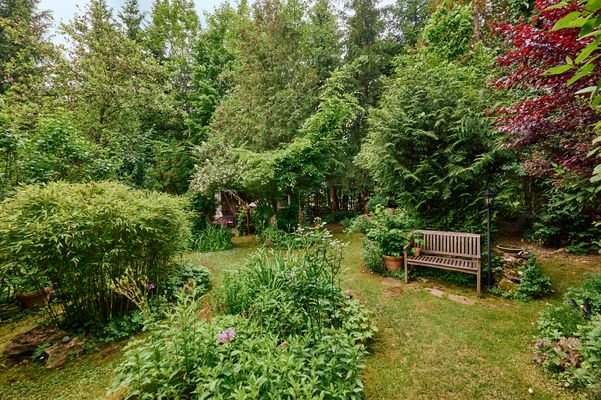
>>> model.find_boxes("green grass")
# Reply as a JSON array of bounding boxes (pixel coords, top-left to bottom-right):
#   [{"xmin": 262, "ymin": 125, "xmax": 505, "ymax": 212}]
[{"xmin": 0, "ymin": 232, "xmax": 598, "ymax": 399}]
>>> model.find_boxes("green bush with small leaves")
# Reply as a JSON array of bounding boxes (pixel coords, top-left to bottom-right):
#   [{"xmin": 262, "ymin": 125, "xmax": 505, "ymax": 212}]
[{"xmin": 0, "ymin": 181, "xmax": 191, "ymax": 329}]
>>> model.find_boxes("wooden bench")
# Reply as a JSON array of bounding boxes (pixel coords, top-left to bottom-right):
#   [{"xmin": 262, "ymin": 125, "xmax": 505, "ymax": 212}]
[{"xmin": 403, "ymin": 230, "xmax": 482, "ymax": 296}]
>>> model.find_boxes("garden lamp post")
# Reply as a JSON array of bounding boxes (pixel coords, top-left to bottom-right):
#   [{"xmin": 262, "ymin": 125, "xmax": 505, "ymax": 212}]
[{"xmin": 485, "ymin": 188, "xmax": 496, "ymax": 289}]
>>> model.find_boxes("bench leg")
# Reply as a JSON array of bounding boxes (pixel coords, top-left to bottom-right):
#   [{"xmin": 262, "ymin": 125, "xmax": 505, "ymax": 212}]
[
  {"xmin": 477, "ymin": 269, "xmax": 481, "ymax": 297},
  {"xmin": 404, "ymin": 258, "xmax": 408, "ymax": 284}
]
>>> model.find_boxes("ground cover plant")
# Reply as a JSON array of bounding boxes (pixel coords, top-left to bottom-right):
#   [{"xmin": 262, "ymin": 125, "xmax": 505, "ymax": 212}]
[
  {"xmin": 532, "ymin": 274, "xmax": 601, "ymax": 392},
  {"xmin": 114, "ymin": 227, "xmax": 376, "ymax": 399}
]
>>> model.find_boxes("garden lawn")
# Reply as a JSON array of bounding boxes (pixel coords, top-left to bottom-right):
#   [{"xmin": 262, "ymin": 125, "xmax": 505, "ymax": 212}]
[{"xmin": 0, "ymin": 232, "xmax": 598, "ymax": 400}]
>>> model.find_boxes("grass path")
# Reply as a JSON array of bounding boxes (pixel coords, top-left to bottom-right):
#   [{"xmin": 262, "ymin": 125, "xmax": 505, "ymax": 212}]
[{"xmin": 0, "ymin": 232, "xmax": 598, "ymax": 399}]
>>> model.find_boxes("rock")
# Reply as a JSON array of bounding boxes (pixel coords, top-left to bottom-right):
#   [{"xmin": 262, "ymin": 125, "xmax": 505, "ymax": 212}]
[
  {"xmin": 503, "ymin": 267, "xmax": 522, "ymax": 283},
  {"xmin": 45, "ymin": 337, "xmax": 85, "ymax": 369},
  {"xmin": 426, "ymin": 287, "xmax": 445, "ymax": 298},
  {"xmin": 498, "ymin": 278, "xmax": 518, "ymax": 292},
  {"xmin": 448, "ymin": 294, "xmax": 476, "ymax": 305},
  {"xmin": 383, "ymin": 286, "xmax": 403, "ymax": 298},
  {"xmin": 381, "ymin": 277, "xmax": 402, "ymax": 287},
  {"xmin": 417, "ymin": 277, "xmax": 429, "ymax": 283},
  {"xmin": 62, "ymin": 336, "xmax": 70, "ymax": 343},
  {"xmin": 3, "ymin": 326, "xmax": 67, "ymax": 363}
]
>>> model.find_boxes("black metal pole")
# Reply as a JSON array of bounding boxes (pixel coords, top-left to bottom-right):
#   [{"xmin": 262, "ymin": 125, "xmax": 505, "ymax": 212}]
[{"xmin": 487, "ymin": 201, "xmax": 492, "ymax": 289}]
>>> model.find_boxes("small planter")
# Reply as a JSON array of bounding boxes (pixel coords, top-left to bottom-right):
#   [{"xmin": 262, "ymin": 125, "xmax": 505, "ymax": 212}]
[
  {"xmin": 16, "ymin": 287, "xmax": 52, "ymax": 309},
  {"xmin": 414, "ymin": 247, "xmax": 422, "ymax": 257},
  {"xmin": 383, "ymin": 255, "xmax": 403, "ymax": 271}
]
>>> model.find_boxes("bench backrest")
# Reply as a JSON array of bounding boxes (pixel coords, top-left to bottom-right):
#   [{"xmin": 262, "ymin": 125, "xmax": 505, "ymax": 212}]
[{"xmin": 413, "ymin": 230, "xmax": 481, "ymax": 259}]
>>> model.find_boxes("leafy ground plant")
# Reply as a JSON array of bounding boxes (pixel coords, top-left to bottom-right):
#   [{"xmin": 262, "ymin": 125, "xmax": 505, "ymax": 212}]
[
  {"xmin": 190, "ymin": 224, "xmax": 233, "ymax": 252},
  {"xmin": 115, "ymin": 301, "xmax": 368, "ymax": 399},
  {"xmin": 114, "ymin": 225, "xmax": 376, "ymax": 399},
  {"xmin": 532, "ymin": 274, "xmax": 601, "ymax": 391}
]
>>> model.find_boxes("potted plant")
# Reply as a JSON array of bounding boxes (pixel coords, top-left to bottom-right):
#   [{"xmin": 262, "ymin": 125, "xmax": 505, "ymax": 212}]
[
  {"xmin": 368, "ymin": 228, "xmax": 408, "ymax": 271},
  {"xmin": 16, "ymin": 286, "xmax": 52, "ymax": 309},
  {"xmin": 10, "ymin": 273, "xmax": 52, "ymax": 309},
  {"xmin": 412, "ymin": 232, "xmax": 425, "ymax": 257}
]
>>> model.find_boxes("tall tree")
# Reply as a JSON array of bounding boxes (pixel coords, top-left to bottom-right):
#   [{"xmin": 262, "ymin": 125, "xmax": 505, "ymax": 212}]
[
  {"xmin": 494, "ymin": 0, "xmax": 599, "ymax": 178},
  {"xmin": 118, "ymin": 0, "xmax": 145, "ymax": 42},
  {"xmin": 358, "ymin": 51, "xmax": 504, "ymax": 231},
  {"xmin": 192, "ymin": 0, "xmax": 338, "ymax": 209},
  {"xmin": 188, "ymin": 2, "xmax": 248, "ymax": 141},
  {"xmin": 145, "ymin": 0, "xmax": 200, "ymax": 136},
  {"xmin": 57, "ymin": 0, "xmax": 171, "ymax": 146},
  {"xmin": 307, "ymin": 0, "xmax": 341, "ymax": 86},
  {"xmin": 386, "ymin": 0, "xmax": 430, "ymax": 48},
  {"xmin": 0, "ymin": 0, "xmax": 56, "ymax": 104}
]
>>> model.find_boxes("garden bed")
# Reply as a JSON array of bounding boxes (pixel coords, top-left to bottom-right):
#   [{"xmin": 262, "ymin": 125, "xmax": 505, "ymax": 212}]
[{"xmin": 0, "ymin": 233, "xmax": 599, "ymax": 400}]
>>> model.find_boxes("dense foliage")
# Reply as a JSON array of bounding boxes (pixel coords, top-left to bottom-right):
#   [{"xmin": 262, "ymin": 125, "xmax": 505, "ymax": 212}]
[
  {"xmin": 0, "ymin": 181, "xmax": 191, "ymax": 328},
  {"xmin": 115, "ymin": 226, "xmax": 376, "ymax": 399},
  {"xmin": 533, "ymin": 274, "xmax": 601, "ymax": 390},
  {"xmin": 495, "ymin": 0, "xmax": 601, "ymax": 245},
  {"xmin": 1, "ymin": 0, "xmax": 598, "ymax": 244},
  {"xmin": 190, "ymin": 224, "xmax": 233, "ymax": 252},
  {"xmin": 359, "ymin": 49, "xmax": 505, "ymax": 231}
]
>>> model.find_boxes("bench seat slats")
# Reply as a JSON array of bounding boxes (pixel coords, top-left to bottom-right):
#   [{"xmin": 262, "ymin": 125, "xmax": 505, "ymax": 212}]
[
  {"xmin": 404, "ymin": 229, "xmax": 482, "ymax": 296},
  {"xmin": 406, "ymin": 255, "xmax": 479, "ymax": 272}
]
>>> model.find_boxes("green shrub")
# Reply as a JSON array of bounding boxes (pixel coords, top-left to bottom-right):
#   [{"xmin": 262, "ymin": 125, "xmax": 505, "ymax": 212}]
[
  {"xmin": 533, "ymin": 274, "xmax": 601, "ymax": 389},
  {"xmin": 345, "ymin": 214, "xmax": 374, "ymax": 234},
  {"xmin": 513, "ymin": 257, "xmax": 552, "ymax": 301},
  {"xmin": 321, "ymin": 210, "xmax": 360, "ymax": 224},
  {"xmin": 537, "ymin": 304, "xmax": 586, "ymax": 339},
  {"xmin": 361, "ymin": 238, "xmax": 385, "ymax": 273},
  {"xmin": 578, "ymin": 316, "xmax": 601, "ymax": 386},
  {"xmin": 363, "ymin": 207, "xmax": 414, "ymax": 258},
  {"xmin": 190, "ymin": 224, "xmax": 233, "ymax": 252},
  {"xmin": 187, "ymin": 192, "xmax": 217, "ymax": 232},
  {"xmin": 257, "ymin": 226, "xmax": 298, "ymax": 249},
  {"xmin": 566, "ymin": 274, "xmax": 601, "ymax": 315},
  {"xmin": 366, "ymin": 193, "xmax": 388, "ymax": 212},
  {"xmin": 115, "ymin": 301, "xmax": 368, "ymax": 400},
  {"xmin": 217, "ymin": 226, "xmax": 376, "ymax": 339},
  {"xmin": 0, "ymin": 181, "xmax": 191, "ymax": 329},
  {"xmin": 495, "ymin": 256, "xmax": 552, "ymax": 301},
  {"xmin": 165, "ymin": 263, "xmax": 212, "ymax": 300}
]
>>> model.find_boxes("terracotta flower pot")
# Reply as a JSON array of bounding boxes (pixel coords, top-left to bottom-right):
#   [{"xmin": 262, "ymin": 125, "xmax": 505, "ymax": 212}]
[
  {"xmin": 16, "ymin": 287, "xmax": 52, "ymax": 309},
  {"xmin": 414, "ymin": 247, "xmax": 422, "ymax": 257},
  {"xmin": 383, "ymin": 255, "xmax": 403, "ymax": 271}
]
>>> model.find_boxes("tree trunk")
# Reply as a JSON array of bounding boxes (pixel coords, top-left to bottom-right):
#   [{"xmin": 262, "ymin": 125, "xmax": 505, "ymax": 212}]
[{"xmin": 330, "ymin": 186, "xmax": 338, "ymax": 212}]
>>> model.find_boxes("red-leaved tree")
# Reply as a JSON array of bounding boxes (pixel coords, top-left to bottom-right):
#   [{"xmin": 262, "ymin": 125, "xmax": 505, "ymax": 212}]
[{"xmin": 494, "ymin": 0, "xmax": 601, "ymax": 178}]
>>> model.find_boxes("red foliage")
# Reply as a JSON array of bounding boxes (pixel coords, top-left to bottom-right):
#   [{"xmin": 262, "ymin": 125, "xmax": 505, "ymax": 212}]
[{"xmin": 494, "ymin": 0, "xmax": 600, "ymax": 176}]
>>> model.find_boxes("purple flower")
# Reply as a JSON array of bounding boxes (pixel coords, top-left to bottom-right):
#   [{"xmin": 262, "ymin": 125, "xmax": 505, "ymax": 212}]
[
  {"xmin": 146, "ymin": 283, "xmax": 155, "ymax": 290},
  {"xmin": 217, "ymin": 328, "xmax": 236, "ymax": 344}
]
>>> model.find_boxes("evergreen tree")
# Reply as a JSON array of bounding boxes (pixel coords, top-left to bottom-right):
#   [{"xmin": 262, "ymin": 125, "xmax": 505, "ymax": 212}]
[{"xmin": 118, "ymin": 0, "xmax": 145, "ymax": 42}]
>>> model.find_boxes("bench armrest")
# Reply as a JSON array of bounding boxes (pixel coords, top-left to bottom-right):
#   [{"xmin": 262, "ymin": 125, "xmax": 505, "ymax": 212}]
[{"xmin": 403, "ymin": 239, "xmax": 414, "ymax": 258}]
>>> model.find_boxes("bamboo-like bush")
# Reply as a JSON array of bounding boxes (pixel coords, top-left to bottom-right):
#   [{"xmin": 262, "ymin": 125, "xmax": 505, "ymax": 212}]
[{"xmin": 0, "ymin": 181, "xmax": 191, "ymax": 329}]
